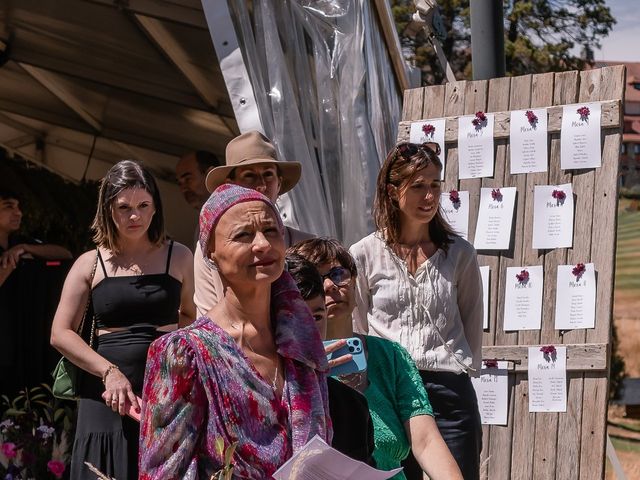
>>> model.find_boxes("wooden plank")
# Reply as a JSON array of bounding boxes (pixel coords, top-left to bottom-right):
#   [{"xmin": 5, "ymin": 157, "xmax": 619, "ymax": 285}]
[
  {"xmin": 481, "ymin": 343, "xmax": 608, "ymax": 372},
  {"xmin": 486, "ymin": 74, "xmax": 532, "ymax": 480},
  {"xmin": 553, "ymin": 67, "xmax": 602, "ymax": 480},
  {"xmin": 580, "ymin": 64, "xmax": 625, "ymax": 480},
  {"xmin": 442, "ymin": 81, "xmax": 467, "ymax": 191},
  {"xmin": 460, "ymin": 80, "xmax": 488, "ymax": 244},
  {"xmin": 479, "ymin": 75, "xmax": 511, "ymax": 345},
  {"xmin": 422, "ymin": 84, "xmax": 446, "ymax": 120},
  {"xmin": 401, "ymin": 87, "xmax": 425, "ymax": 123},
  {"xmin": 396, "ymin": 99, "xmax": 621, "ymax": 142},
  {"xmin": 511, "ymin": 372, "xmax": 536, "ymax": 480}
]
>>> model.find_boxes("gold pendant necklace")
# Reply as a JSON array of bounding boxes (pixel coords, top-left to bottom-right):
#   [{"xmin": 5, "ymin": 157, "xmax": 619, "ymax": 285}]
[{"xmin": 229, "ymin": 317, "xmax": 279, "ymax": 390}]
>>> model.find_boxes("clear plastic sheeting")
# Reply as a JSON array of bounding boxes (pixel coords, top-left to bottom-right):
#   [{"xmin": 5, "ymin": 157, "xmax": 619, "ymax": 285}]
[{"xmin": 227, "ymin": 0, "xmax": 402, "ymax": 244}]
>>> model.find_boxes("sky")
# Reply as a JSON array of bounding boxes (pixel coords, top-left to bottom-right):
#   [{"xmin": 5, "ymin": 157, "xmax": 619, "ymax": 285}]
[{"xmin": 595, "ymin": 0, "xmax": 640, "ymax": 63}]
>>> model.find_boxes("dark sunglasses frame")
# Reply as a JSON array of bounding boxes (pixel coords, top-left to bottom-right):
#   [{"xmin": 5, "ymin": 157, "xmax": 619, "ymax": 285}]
[
  {"xmin": 396, "ymin": 141, "xmax": 441, "ymax": 158},
  {"xmin": 320, "ymin": 266, "xmax": 352, "ymax": 287}
]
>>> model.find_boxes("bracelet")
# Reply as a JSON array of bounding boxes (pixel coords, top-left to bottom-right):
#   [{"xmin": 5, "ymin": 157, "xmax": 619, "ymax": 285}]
[{"xmin": 102, "ymin": 365, "xmax": 120, "ymax": 385}]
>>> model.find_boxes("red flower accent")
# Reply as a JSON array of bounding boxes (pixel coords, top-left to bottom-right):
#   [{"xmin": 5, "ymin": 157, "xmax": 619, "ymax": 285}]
[
  {"xmin": 577, "ymin": 106, "xmax": 590, "ymax": 120},
  {"xmin": 540, "ymin": 345, "xmax": 557, "ymax": 362},
  {"xmin": 449, "ymin": 189, "xmax": 461, "ymax": 205},
  {"xmin": 552, "ymin": 189, "xmax": 566, "ymax": 201},
  {"xmin": 572, "ymin": 263, "xmax": 586, "ymax": 279},
  {"xmin": 422, "ymin": 123, "xmax": 436, "ymax": 137},
  {"xmin": 484, "ymin": 359, "xmax": 499, "ymax": 369},
  {"xmin": 491, "ymin": 188, "xmax": 502, "ymax": 202},
  {"xmin": 525, "ymin": 110, "xmax": 538, "ymax": 126},
  {"xmin": 1, "ymin": 442, "xmax": 17, "ymax": 459},
  {"xmin": 516, "ymin": 269, "xmax": 529, "ymax": 284},
  {"xmin": 472, "ymin": 111, "xmax": 488, "ymax": 128},
  {"xmin": 47, "ymin": 460, "xmax": 66, "ymax": 479}
]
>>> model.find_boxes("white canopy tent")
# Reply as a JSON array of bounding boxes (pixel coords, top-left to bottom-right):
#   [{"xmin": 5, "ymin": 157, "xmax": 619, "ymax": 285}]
[{"xmin": 0, "ymin": 0, "xmax": 409, "ymax": 245}]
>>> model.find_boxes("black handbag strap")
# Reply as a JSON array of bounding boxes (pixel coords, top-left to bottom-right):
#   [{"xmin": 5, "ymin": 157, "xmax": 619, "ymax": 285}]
[{"xmin": 76, "ymin": 249, "xmax": 98, "ymax": 348}]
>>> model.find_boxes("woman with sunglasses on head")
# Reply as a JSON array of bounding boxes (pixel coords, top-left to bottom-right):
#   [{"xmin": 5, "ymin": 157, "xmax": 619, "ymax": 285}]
[
  {"xmin": 349, "ymin": 143, "xmax": 483, "ymax": 480},
  {"xmin": 290, "ymin": 238, "xmax": 462, "ymax": 480}
]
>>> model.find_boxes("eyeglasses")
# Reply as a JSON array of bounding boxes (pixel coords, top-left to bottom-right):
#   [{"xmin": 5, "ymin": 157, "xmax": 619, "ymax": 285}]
[
  {"xmin": 396, "ymin": 141, "xmax": 441, "ymax": 158},
  {"xmin": 320, "ymin": 266, "xmax": 352, "ymax": 287}
]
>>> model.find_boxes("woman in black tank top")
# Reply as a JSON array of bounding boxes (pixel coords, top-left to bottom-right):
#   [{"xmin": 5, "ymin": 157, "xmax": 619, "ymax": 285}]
[{"xmin": 50, "ymin": 161, "xmax": 195, "ymax": 480}]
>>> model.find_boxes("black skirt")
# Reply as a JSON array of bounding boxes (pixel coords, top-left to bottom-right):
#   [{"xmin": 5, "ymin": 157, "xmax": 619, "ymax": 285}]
[{"xmin": 70, "ymin": 327, "xmax": 161, "ymax": 480}]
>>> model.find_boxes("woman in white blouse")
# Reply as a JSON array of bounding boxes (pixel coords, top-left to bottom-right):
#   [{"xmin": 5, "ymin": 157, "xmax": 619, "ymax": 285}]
[{"xmin": 349, "ymin": 142, "xmax": 483, "ymax": 480}]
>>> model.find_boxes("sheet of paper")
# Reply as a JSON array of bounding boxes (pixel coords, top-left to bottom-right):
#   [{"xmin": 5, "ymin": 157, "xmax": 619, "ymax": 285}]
[
  {"xmin": 458, "ymin": 113, "xmax": 495, "ymax": 179},
  {"xmin": 410, "ymin": 118, "xmax": 446, "ymax": 180},
  {"xmin": 560, "ymin": 102, "xmax": 602, "ymax": 169},
  {"xmin": 440, "ymin": 190, "xmax": 470, "ymax": 240},
  {"xmin": 480, "ymin": 266, "xmax": 490, "ymax": 330},
  {"xmin": 473, "ymin": 187, "xmax": 517, "ymax": 250},
  {"xmin": 532, "ymin": 183, "xmax": 574, "ymax": 249},
  {"xmin": 528, "ymin": 346, "xmax": 567, "ymax": 413},
  {"xmin": 510, "ymin": 108, "xmax": 548, "ymax": 174},
  {"xmin": 471, "ymin": 361, "xmax": 509, "ymax": 425},
  {"xmin": 503, "ymin": 265, "xmax": 544, "ymax": 331},
  {"xmin": 273, "ymin": 435, "xmax": 402, "ymax": 480},
  {"xmin": 554, "ymin": 263, "xmax": 596, "ymax": 330}
]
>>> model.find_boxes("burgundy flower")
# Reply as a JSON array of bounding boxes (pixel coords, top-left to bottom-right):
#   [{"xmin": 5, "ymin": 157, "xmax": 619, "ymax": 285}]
[
  {"xmin": 552, "ymin": 189, "xmax": 566, "ymax": 203},
  {"xmin": 525, "ymin": 110, "xmax": 538, "ymax": 126},
  {"xmin": 577, "ymin": 106, "xmax": 590, "ymax": 121},
  {"xmin": 422, "ymin": 123, "xmax": 436, "ymax": 137},
  {"xmin": 449, "ymin": 189, "xmax": 461, "ymax": 208},
  {"xmin": 1, "ymin": 442, "xmax": 18, "ymax": 459},
  {"xmin": 472, "ymin": 111, "xmax": 488, "ymax": 129},
  {"xmin": 540, "ymin": 345, "xmax": 557, "ymax": 362},
  {"xmin": 484, "ymin": 359, "xmax": 499, "ymax": 369},
  {"xmin": 47, "ymin": 460, "xmax": 66, "ymax": 479},
  {"xmin": 491, "ymin": 188, "xmax": 502, "ymax": 202},
  {"xmin": 572, "ymin": 263, "xmax": 586, "ymax": 279},
  {"xmin": 516, "ymin": 269, "xmax": 529, "ymax": 284}
]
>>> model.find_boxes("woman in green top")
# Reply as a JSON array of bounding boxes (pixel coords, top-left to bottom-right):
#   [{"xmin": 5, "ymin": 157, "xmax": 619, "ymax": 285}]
[{"xmin": 289, "ymin": 238, "xmax": 461, "ymax": 480}]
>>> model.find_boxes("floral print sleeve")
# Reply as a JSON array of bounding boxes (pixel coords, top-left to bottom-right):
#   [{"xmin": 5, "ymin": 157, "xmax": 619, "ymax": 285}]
[{"xmin": 139, "ymin": 333, "xmax": 207, "ymax": 480}]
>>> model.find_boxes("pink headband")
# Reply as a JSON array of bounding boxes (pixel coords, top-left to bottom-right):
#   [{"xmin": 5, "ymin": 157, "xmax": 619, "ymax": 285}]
[{"xmin": 199, "ymin": 183, "xmax": 283, "ymax": 259}]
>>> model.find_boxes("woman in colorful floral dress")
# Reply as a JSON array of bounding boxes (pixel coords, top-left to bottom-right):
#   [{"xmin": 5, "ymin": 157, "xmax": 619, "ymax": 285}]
[{"xmin": 138, "ymin": 184, "xmax": 331, "ymax": 479}]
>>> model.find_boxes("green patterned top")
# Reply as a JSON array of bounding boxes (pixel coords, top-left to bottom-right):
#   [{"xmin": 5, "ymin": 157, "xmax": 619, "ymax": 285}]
[{"xmin": 364, "ymin": 336, "xmax": 433, "ymax": 479}]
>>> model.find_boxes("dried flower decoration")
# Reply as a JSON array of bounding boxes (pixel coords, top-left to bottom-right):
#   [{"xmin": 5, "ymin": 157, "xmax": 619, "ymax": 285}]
[
  {"xmin": 552, "ymin": 189, "xmax": 566, "ymax": 205},
  {"xmin": 577, "ymin": 106, "xmax": 590, "ymax": 121},
  {"xmin": 572, "ymin": 262, "xmax": 586, "ymax": 280},
  {"xmin": 449, "ymin": 189, "xmax": 461, "ymax": 209},
  {"xmin": 472, "ymin": 111, "xmax": 488, "ymax": 129},
  {"xmin": 491, "ymin": 188, "xmax": 503, "ymax": 202},
  {"xmin": 525, "ymin": 110, "xmax": 538, "ymax": 126},
  {"xmin": 484, "ymin": 359, "xmax": 499, "ymax": 369},
  {"xmin": 516, "ymin": 269, "xmax": 529, "ymax": 284},
  {"xmin": 540, "ymin": 345, "xmax": 557, "ymax": 362},
  {"xmin": 422, "ymin": 123, "xmax": 436, "ymax": 138}
]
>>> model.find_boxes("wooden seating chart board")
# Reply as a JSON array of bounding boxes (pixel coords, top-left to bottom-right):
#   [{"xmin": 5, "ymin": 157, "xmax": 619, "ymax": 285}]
[{"xmin": 397, "ymin": 65, "xmax": 624, "ymax": 480}]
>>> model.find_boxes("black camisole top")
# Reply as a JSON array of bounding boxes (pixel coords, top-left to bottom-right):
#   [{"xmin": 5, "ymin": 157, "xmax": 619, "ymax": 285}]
[{"xmin": 92, "ymin": 241, "xmax": 182, "ymax": 329}]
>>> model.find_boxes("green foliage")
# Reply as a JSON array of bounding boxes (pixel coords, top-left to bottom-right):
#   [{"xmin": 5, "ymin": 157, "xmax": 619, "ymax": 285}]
[
  {"xmin": 391, "ymin": 0, "xmax": 615, "ymax": 84},
  {"xmin": 0, "ymin": 149, "xmax": 99, "ymax": 255}
]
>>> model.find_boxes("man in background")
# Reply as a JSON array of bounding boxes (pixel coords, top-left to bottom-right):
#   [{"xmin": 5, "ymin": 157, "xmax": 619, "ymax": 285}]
[
  {"xmin": 0, "ymin": 189, "xmax": 72, "ymax": 287},
  {"xmin": 175, "ymin": 151, "xmax": 221, "ymax": 211}
]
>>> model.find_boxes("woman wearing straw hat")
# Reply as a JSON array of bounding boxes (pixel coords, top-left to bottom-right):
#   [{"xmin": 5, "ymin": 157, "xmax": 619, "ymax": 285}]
[{"xmin": 192, "ymin": 131, "xmax": 313, "ymax": 318}]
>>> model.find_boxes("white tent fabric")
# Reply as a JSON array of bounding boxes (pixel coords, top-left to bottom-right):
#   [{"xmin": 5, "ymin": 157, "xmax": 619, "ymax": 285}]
[{"xmin": 228, "ymin": 0, "xmax": 402, "ymax": 244}]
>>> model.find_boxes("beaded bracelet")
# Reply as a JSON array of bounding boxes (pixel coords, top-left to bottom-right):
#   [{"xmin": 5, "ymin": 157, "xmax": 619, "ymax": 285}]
[{"xmin": 102, "ymin": 365, "xmax": 120, "ymax": 385}]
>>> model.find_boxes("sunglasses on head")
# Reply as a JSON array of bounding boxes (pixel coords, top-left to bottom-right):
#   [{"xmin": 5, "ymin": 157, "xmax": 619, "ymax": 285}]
[
  {"xmin": 320, "ymin": 266, "xmax": 352, "ymax": 287},
  {"xmin": 396, "ymin": 141, "xmax": 441, "ymax": 158}
]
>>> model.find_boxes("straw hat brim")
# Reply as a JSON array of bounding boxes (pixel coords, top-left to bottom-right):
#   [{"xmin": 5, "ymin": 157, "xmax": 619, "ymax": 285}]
[{"xmin": 205, "ymin": 158, "xmax": 302, "ymax": 194}]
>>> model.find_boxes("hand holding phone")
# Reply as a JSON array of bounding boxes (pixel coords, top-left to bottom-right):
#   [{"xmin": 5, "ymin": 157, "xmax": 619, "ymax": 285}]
[{"xmin": 323, "ymin": 337, "xmax": 367, "ymax": 376}]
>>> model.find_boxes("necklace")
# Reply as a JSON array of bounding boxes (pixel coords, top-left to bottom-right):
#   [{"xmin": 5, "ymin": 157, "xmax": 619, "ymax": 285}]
[{"xmin": 229, "ymin": 315, "xmax": 280, "ymax": 391}]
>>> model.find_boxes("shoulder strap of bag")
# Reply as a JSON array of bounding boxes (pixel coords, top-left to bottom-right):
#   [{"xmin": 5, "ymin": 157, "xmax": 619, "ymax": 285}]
[{"xmin": 76, "ymin": 249, "xmax": 98, "ymax": 349}]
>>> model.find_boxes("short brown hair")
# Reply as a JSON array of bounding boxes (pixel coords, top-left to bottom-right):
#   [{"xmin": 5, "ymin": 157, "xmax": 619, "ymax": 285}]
[
  {"xmin": 374, "ymin": 143, "xmax": 455, "ymax": 251},
  {"xmin": 288, "ymin": 238, "xmax": 357, "ymax": 277},
  {"xmin": 92, "ymin": 160, "xmax": 165, "ymax": 252}
]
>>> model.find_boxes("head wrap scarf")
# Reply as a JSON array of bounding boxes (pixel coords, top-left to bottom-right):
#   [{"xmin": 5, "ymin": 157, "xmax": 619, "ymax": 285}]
[{"xmin": 199, "ymin": 183, "xmax": 283, "ymax": 266}]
